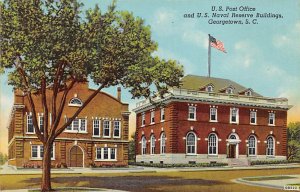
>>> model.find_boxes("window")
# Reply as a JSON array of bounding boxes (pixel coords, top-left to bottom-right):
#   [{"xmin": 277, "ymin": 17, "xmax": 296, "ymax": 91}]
[
  {"xmin": 95, "ymin": 147, "xmax": 117, "ymax": 160},
  {"xmin": 93, "ymin": 119, "xmax": 100, "ymax": 137},
  {"xmin": 65, "ymin": 118, "xmax": 87, "ymax": 133},
  {"xmin": 250, "ymin": 111, "xmax": 257, "ymax": 124},
  {"xmin": 226, "ymin": 87, "xmax": 233, "ymax": 94},
  {"xmin": 206, "ymin": 85, "xmax": 213, "ymax": 92},
  {"xmin": 245, "ymin": 90, "xmax": 252, "ymax": 96},
  {"xmin": 266, "ymin": 136, "xmax": 275, "ymax": 156},
  {"xmin": 269, "ymin": 112, "xmax": 275, "ymax": 125},
  {"xmin": 113, "ymin": 121, "xmax": 121, "ymax": 138},
  {"xmin": 69, "ymin": 98, "xmax": 83, "ymax": 107},
  {"xmin": 150, "ymin": 135, "xmax": 155, "ymax": 154},
  {"xmin": 103, "ymin": 120, "xmax": 110, "ymax": 137},
  {"xmin": 210, "ymin": 107, "xmax": 217, "ymax": 122},
  {"xmin": 230, "ymin": 108, "xmax": 239, "ymax": 123},
  {"xmin": 150, "ymin": 111, "xmax": 155, "ymax": 124},
  {"xmin": 160, "ymin": 133, "xmax": 166, "ymax": 154},
  {"xmin": 160, "ymin": 108, "xmax": 165, "ymax": 121},
  {"xmin": 248, "ymin": 135, "xmax": 256, "ymax": 156},
  {"xmin": 141, "ymin": 113, "xmax": 145, "ymax": 126},
  {"xmin": 39, "ymin": 115, "xmax": 44, "ymax": 133},
  {"xmin": 229, "ymin": 134, "xmax": 237, "ymax": 140},
  {"xmin": 186, "ymin": 132, "xmax": 196, "ymax": 154},
  {"xmin": 141, "ymin": 136, "xmax": 146, "ymax": 155},
  {"xmin": 27, "ymin": 113, "xmax": 34, "ymax": 133},
  {"xmin": 31, "ymin": 145, "xmax": 54, "ymax": 159},
  {"xmin": 188, "ymin": 106, "xmax": 196, "ymax": 120},
  {"xmin": 208, "ymin": 133, "xmax": 218, "ymax": 155}
]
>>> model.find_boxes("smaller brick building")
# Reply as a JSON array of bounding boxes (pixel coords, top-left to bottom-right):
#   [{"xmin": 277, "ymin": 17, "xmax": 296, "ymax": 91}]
[
  {"xmin": 8, "ymin": 81, "xmax": 130, "ymax": 168},
  {"xmin": 134, "ymin": 75, "xmax": 292, "ymax": 165}
]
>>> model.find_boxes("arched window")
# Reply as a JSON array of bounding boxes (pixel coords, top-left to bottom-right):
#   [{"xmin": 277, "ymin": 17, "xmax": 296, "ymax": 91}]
[
  {"xmin": 141, "ymin": 136, "xmax": 146, "ymax": 155},
  {"xmin": 248, "ymin": 135, "xmax": 257, "ymax": 156},
  {"xmin": 207, "ymin": 85, "xmax": 213, "ymax": 92},
  {"xmin": 245, "ymin": 90, "xmax": 252, "ymax": 96},
  {"xmin": 267, "ymin": 136, "xmax": 275, "ymax": 156},
  {"xmin": 150, "ymin": 135, "xmax": 155, "ymax": 154},
  {"xmin": 186, "ymin": 132, "xmax": 196, "ymax": 154},
  {"xmin": 226, "ymin": 87, "xmax": 233, "ymax": 94},
  {"xmin": 208, "ymin": 133, "xmax": 218, "ymax": 155},
  {"xmin": 229, "ymin": 134, "xmax": 236, "ymax": 139},
  {"xmin": 160, "ymin": 133, "xmax": 166, "ymax": 154},
  {"xmin": 69, "ymin": 98, "xmax": 83, "ymax": 107}
]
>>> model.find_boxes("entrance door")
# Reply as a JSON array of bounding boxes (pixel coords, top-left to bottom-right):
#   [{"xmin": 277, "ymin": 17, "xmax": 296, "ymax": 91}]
[
  {"xmin": 228, "ymin": 144, "xmax": 236, "ymax": 158},
  {"xmin": 70, "ymin": 146, "xmax": 83, "ymax": 167}
]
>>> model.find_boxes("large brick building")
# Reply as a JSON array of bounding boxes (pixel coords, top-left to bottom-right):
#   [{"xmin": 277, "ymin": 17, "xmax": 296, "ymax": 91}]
[
  {"xmin": 8, "ymin": 81, "xmax": 130, "ymax": 168},
  {"xmin": 134, "ymin": 75, "xmax": 292, "ymax": 165}
]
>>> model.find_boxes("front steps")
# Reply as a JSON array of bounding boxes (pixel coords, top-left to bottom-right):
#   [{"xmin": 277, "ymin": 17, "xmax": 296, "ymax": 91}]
[{"xmin": 228, "ymin": 158, "xmax": 250, "ymax": 167}]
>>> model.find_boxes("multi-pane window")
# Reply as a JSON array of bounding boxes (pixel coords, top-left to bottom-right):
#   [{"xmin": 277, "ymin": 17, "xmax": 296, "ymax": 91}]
[
  {"xmin": 245, "ymin": 90, "xmax": 252, "ymax": 96},
  {"xmin": 103, "ymin": 120, "xmax": 110, "ymax": 137},
  {"xmin": 186, "ymin": 133, "xmax": 196, "ymax": 154},
  {"xmin": 141, "ymin": 136, "xmax": 146, "ymax": 155},
  {"xmin": 150, "ymin": 111, "xmax": 155, "ymax": 124},
  {"xmin": 31, "ymin": 145, "xmax": 54, "ymax": 159},
  {"xmin": 150, "ymin": 135, "xmax": 155, "ymax": 154},
  {"xmin": 188, "ymin": 106, "xmax": 196, "ymax": 120},
  {"xmin": 269, "ymin": 113, "xmax": 275, "ymax": 125},
  {"xmin": 160, "ymin": 133, "xmax": 166, "ymax": 154},
  {"xmin": 207, "ymin": 85, "xmax": 213, "ymax": 92},
  {"xmin": 248, "ymin": 136, "xmax": 256, "ymax": 156},
  {"xmin": 226, "ymin": 87, "xmax": 233, "ymax": 94},
  {"xmin": 141, "ymin": 113, "xmax": 145, "ymax": 126},
  {"xmin": 65, "ymin": 118, "xmax": 87, "ymax": 132},
  {"xmin": 230, "ymin": 108, "xmax": 239, "ymax": 123},
  {"xmin": 39, "ymin": 115, "xmax": 44, "ymax": 133},
  {"xmin": 69, "ymin": 98, "xmax": 83, "ymax": 106},
  {"xmin": 267, "ymin": 136, "xmax": 275, "ymax": 156},
  {"xmin": 113, "ymin": 121, "xmax": 121, "ymax": 138},
  {"xmin": 210, "ymin": 107, "xmax": 217, "ymax": 121},
  {"xmin": 208, "ymin": 134, "xmax": 217, "ymax": 155},
  {"xmin": 250, "ymin": 111, "xmax": 257, "ymax": 124},
  {"xmin": 27, "ymin": 113, "xmax": 34, "ymax": 133},
  {"xmin": 96, "ymin": 147, "xmax": 117, "ymax": 160},
  {"xmin": 93, "ymin": 119, "xmax": 100, "ymax": 137},
  {"xmin": 160, "ymin": 108, "xmax": 165, "ymax": 121}
]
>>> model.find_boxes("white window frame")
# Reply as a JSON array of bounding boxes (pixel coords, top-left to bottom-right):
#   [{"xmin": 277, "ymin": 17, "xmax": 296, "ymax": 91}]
[
  {"xmin": 248, "ymin": 135, "xmax": 257, "ymax": 156},
  {"xmin": 93, "ymin": 119, "xmax": 101, "ymax": 137},
  {"xmin": 230, "ymin": 108, "xmax": 239, "ymax": 124},
  {"xmin": 226, "ymin": 87, "xmax": 233, "ymax": 94},
  {"xmin": 141, "ymin": 113, "xmax": 145, "ymax": 127},
  {"xmin": 68, "ymin": 98, "xmax": 83, "ymax": 107},
  {"xmin": 206, "ymin": 85, "xmax": 213, "ymax": 92},
  {"xmin": 245, "ymin": 90, "xmax": 252, "ymax": 96},
  {"xmin": 208, "ymin": 133, "xmax": 218, "ymax": 155},
  {"xmin": 64, "ymin": 118, "xmax": 87, "ymax": 133},
  {"xmin": 150, "ymin": 135, "xmax": 155, "ymax": 155},
  {"xmin": 141, "ymin": 136, "xmax": 146, "ymax": 155},
  {"xmin": 113, "ymin": 121, "xmax": 121, "ymax": 138},
  {"xmin": 95, "ymin": 147, "xmax": 117, "ymax": 161},
  {"xmin": 31, "ymin": 144, "xmax": 55, "ymax": 160},
  {"xmin": 266, "ymin": 136, "xmax": 275, "ymax": 156},
  {"xmin": 38, "ymin": 114, "xmax": 44, "ymax": 133},
  {"xmin": 160, "ymin": 108, "xmax": 165, "ymax": 122},
  {"xmin": 103, "ymin": 120, "xmax": 111, "ymax": 138},
  {"xmin": 210, "ymin": 107, "xmax": 218, "ymax": 122},
  {"xmin": 268, "ymin": 112, "xmax": 275, "ymax": 126},
  {"xmin": 150, "ymin": 111, "xmax": 155, "ymax": 124},
  {"xmin": 188, "ymin": 106, "xmax": 196, "ymax": 121},
  {"xmin": 160, "ymin": 133, "xmax": 166, "ymax": 154},
  {"xmin": 250, "ymin": 111, "xmax": 257, "ymax": 125},
  {"xmin": 186, "ymin": 132, "xmax": 196, "ymax": 155},
  {"xmin": 27, "ymin": 112, "xmax": 35, "ymax": 134}
]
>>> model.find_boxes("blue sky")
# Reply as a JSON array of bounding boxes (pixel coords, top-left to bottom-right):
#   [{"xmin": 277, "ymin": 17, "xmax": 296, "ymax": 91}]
[{"xmin": 1, "ymin": 0, "xmax": 300, "ymax": 153}]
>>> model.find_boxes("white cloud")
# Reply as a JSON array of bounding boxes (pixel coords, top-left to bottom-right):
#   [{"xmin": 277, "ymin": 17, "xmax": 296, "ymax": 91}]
[
  {"xmin": 182, "ymin": 29, "xmax": 207, "ymax": 48},
  {"xmin": 151, "ymin": 8, "xmax": 177, "ymax": 34},
  {"xmin": 273, "ymin": 21, "xmax": 300, "ymax": 51}
]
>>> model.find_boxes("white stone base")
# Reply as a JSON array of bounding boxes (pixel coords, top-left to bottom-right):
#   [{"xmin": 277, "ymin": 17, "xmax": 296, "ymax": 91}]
[{"xmin": 136, "ymin": 154, "xmax": 287, "ymax": 164}]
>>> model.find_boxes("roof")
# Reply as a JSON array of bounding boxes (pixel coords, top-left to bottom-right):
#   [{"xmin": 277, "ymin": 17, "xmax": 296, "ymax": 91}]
[{"xmin": 179, "ymin": 75, "xmax": 262, "ymax": 97}]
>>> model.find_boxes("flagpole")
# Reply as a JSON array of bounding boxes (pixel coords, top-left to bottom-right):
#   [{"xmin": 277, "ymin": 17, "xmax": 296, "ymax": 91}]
[{"xmin": 208, "ymin": 34, "xmax": 211, "ymax": 78}]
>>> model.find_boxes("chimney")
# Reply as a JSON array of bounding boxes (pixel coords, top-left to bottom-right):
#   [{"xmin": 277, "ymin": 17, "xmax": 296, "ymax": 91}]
[{"xmin": 117, "ymin": 87, "xmax": 121, "ymax": 101}]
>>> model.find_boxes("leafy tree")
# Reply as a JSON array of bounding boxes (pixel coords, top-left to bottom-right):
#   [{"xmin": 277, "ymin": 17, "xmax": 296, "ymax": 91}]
[
  {"xmin": 128, "ymin": 131, "xmax": 136, "ymax": 163},
  {"xmin": 0, "ymin": 0, "xmax": 183, "ymax": 191},
  {"xmin": 287, "ymin": 122, "xmax": 300, "ymax": 160},
  {"xmin": 0, "ymin": 152, "xmax": 8, "ymax": 165}
]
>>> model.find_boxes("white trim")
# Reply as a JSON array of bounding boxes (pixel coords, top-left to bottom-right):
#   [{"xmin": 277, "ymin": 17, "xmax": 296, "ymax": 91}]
[
  {"xmin": 268, "ymin": 112, "xmax": 276, "ymax": 126},
  {"xmin": 230, "ymin": 107, "xmax": 239, "ymax": 124},
  {"xmin": 209, "ymin": 107, "xmax": 218, "ymax": 122},
  {"xmin": 186, "ymin": 132, "xmax": 197, "ymax": 155},
  {"xmin": 250, "ymin": 111, "xmax": 257, "ymax": 125},
  {"xmin": 103, "ymin": 120, "xmax": 111, "ymax": 138},
  {"xmin": 113, "ymin": 121, "xmax": 121, "ymax": 138},
  {"xmin": 208, "ymin": 133, "xmax": 218, "ymax": 155},
  {"xmin": 141, "ymin": 136, "xmax": 147, "ymax": 155},
  {"xmin": 93, "ymin": 119, "xmax": 101, "ymax": 137},
  {"xmin": 68, "ymin": 98, "xmax": 83, "ymax": 107},
  {"xmin": 266, "ymin": 136, "xmax": 275, "ymax": 156},
  {"xmin": 160, "ymin": 132, "xmax": 166, "ymax": 154},
  {"xmin": 188, "ymin": 106, "xmax": 196, "ymax": 121},
  {"xmin": 95, "ymin": 147, "xmax": 117, "ymax": 161},
  {"xmin": 150, "ymin": 111, "xmax": 155, "ymax": 124},
  {"xmin": 150, "ymin": 134, "xmax": 156, "ymax": 155},
  {"xmin": 160, "ymin": 108, "xmax": 165, "ymax": 122},
  {"xmin": 248, "ymin": 135, "xmax": 257, "ymax": 156},
  {"xmin": 141, "ymin": 113, "xmax": 146, "ymax": 127}
]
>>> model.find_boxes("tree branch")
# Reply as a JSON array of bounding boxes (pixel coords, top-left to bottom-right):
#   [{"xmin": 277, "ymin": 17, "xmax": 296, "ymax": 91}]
[{"xmin": 41, "ymin": 77, "xmax": 49, "ymax": 142}]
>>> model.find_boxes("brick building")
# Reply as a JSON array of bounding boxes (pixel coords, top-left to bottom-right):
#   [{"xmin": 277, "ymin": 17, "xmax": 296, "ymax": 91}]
[
  {"xmin": 8, "ymin": 81, "xmax": 130, "ymax": 168},
  {"xmin": 134, "ymin": 75, "xmax": 292, "ymax": 165}
]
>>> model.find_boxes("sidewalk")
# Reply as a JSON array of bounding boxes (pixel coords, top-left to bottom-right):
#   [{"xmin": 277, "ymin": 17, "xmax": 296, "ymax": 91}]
[{"xmin": 1, "ymin": 163, "xmax": 300, "ymax": 175}]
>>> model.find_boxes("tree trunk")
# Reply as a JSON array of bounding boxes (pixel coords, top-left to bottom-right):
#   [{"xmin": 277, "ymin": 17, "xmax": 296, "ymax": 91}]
[{"xmin": 41, "ymin": 143, "xmax": 53, "ymax": 191}]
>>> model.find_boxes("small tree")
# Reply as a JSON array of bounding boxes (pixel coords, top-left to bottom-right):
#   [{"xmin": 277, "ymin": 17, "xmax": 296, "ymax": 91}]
[
  {"xmin": 128, "ymin": 131, "xmax": 136, "ymax": 163},
  {"xmin": 287, "ymin": 122, "xmax": 300, "ymax": 160},
  {"xmin": 0, "ymin": 152, "xmax": 8, "ymax": 165},
  {"xmin": 0, "ymin": 0, "xmax": 184, "ymax": 191}
]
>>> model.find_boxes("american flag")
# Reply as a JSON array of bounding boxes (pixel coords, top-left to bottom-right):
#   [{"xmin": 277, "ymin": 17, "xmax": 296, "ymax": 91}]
[{"xmin": 210, "ymin": 35, "xmax": 227, "ymax": 53}]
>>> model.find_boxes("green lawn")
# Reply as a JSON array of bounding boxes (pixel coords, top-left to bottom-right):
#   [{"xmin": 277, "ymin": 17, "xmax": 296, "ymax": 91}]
[{"xmin": 1, "ymin": 168, "xmax": 300, "ymax": 192}]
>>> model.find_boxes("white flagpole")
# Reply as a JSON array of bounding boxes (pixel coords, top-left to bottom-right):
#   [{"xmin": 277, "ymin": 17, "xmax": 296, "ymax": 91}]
[{"xmin": 208, "ymin": 34, "xmax": 211, "ymax": 78}]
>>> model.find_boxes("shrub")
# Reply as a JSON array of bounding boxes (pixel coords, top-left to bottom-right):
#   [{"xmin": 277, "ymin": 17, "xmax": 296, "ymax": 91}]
[
  {"xmin": 250, "ymin": 159, "xmax": 300, "ymax": 165},
  {"xmin": 132, "ymin": 162, "xmax": 228, "ymax": 168}
]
